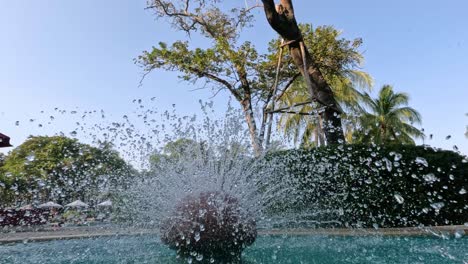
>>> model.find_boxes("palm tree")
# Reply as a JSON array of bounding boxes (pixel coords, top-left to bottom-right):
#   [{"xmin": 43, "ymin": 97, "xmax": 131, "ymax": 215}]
[
  {"xmin": 276, "ymin": 25, "xmax": 373, "ymax": 146},
  {"xmin": 353, "ymin": 85, "xmax": 425, "ymax": 144}
]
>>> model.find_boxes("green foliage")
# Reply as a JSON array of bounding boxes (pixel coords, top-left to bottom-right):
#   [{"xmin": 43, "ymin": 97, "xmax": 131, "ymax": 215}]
[
  {"xmin": 0, "ymin": 136, "xmax": 134, "ymax": 206},
  {"xmin": 353, "ymin": 85, "xmax": 425, "ymax": 144},
  {"xmin": 138, "ymin": 1, "xmax": 276, "ymax": 101},
  {"xmin": 149, "ymin": 138, "xmax": 206, "ymax": 171},
  {"xmin": 276, "ymin": 25, "xmax": 373, "ymax": 145},
  {"xmin": 146, "ymin": 0, "xmax": 255, "ymax": 40},
  {"xmin": 0, "ymin": 153, "xmax": 5, "ymax": 167},
  {"xmin": 264, "ymin": 144, "xmax": 467, "ymax": 227}
]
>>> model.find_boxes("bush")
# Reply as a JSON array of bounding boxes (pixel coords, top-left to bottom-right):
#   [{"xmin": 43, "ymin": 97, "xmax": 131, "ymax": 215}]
[
  {"xmin": 263, "ymin": 144, "xmax": 467, "ymax": 228},
  {"xmin": 0, "ymin": 208, "xmax": 49, "ymax": 227}
]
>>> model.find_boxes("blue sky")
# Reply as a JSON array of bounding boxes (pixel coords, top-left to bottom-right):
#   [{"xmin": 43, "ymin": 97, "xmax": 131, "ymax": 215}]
[{"xmin": 1, "ymin": 0, "xmax": 467, "ymax": 156}]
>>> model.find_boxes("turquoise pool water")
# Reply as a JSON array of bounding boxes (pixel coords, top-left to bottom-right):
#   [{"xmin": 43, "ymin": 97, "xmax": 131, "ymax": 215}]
[{"xmin": 1, "ymin": 235, "xmax": 466, "ymax": 263}]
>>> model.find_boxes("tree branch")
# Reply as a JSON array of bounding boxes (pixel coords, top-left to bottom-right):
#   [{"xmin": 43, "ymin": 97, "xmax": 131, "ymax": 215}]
[
  {"xmin": 261, "ymin": 0, "xmax": 280, "ymax": 29},
  {"xmin": 187, "ymin": 66, "xmax": 242, "ymax": 101},
  {"xmin": 267, "ymin": 100, "xmax": 323, "ymax": 114},
  {"xmin": 272, "ymin": 110, "xmax": 319, "ymax": 116},
  {"xmin": 275, "ymin": 73, "xmax": 300, "ymax": 102}
]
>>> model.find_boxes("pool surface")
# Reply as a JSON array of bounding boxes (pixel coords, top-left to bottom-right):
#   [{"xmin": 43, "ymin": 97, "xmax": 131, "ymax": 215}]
[{"xmin": 1, "ymin": 234, "xmax": 467, "ymax": 263}]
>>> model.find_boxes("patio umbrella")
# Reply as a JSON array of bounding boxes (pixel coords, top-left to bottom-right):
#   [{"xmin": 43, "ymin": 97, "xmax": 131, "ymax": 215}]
[
  {"xmin": 19, "ymin": 204, "xmax": 35, "ymax": 210},
  {"xmin": 65, "ymin": 200, "xmax": 89, "ymax": 208},
  {"xmin": 0, "ymin": 133, "xmax": 12, "ymax": 148},
  {"xmin": 97, "ymin": 200, "xmax": 112, "ymax": 207},
  {"xmin": 38, "ymin": 201, "xmax": 63, "ymax": 209}
]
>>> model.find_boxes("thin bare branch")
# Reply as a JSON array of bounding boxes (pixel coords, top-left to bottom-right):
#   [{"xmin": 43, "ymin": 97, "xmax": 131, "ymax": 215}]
[
  {"xmin": 275, "ymin": 73, "xmax": 300, "ymax": 102},
  {"xmin": 267, "ymin": 100, "xmax": 313, "ymax": 113},
  {"xmin": 187, "ymin": 66, "xmax": 242, "ymax": 101}
]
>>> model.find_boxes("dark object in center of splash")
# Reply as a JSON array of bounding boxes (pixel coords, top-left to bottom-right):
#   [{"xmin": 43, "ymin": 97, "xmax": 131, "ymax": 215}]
[{"xmin": 160, "ymin": 191, "xmax": 257, "ymax": 262}]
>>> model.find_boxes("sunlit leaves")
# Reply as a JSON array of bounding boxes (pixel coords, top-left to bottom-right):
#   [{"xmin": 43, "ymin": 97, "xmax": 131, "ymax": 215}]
[
  {"xmin": 354, "ymin": 85, "xmax": 425, "ymax": 145},
  {"xmin": 0, "ymin": 136, "xmax": 134, "ymax": 206}
]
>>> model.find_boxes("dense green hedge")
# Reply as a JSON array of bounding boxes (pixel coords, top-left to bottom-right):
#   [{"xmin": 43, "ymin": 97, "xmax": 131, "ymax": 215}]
[{"xmin": 263, "ymin": 144, "xmax": 467, "ymax": 228}]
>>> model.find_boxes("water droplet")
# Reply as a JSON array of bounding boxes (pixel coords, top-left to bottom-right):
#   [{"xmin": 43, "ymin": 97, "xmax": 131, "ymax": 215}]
[
  {"xmin": 430, "ymin": 202, "xmax": 445, "ymax": 211},
  {"xmin": 423, "ymin": 173, "xmax": 437, "ymax": 183},
  {"xmin": 445, "ymin": 135, "xmax": 451, "ymax": 140},
  {"xmin": 459, "ymin": 188, "xmax": 467, "ymax": 195},
  {"xmin": 415, "ymin": 157, "xmax": 428, "ymax": 167},
  {"xmin": 394, "ymin": 194, "xmax": 405, "ymax": 204},
  {"xmin": 194, "ymin": 232, "xmax": 200, "ymax": 242},
  {"xmin": 394, "ymin": 153, "xmax": 402, "ymax": 161},
  {"xmin": 454, "ymin": 230, "xmax": 464, "ymax": 239},
  {"xmin": 26, "ymin": 154, "xmax": 35, "ymax": 162},
  {"xmin": 384, "ymin": 158, "xmax": 392, "ymax": 172}
]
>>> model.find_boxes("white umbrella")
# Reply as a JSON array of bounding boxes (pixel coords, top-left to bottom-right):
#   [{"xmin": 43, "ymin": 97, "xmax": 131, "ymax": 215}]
[
  {"xmin": 19, "ymin": 204, "xmax": 35, "ymax": 210},
  {"xmin": 65, "ymin": 200, "xmax": 89, "ymax": 208},
  {"xmin": 97, "ymin": 200, "xmax": 112, "ymax": 207},
  {"xmin": 38, "ymin": 201, "xmax": 63, "ymax": 209}
]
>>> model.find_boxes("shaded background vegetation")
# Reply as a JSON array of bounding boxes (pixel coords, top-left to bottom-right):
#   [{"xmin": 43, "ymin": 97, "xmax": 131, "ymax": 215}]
[
  {"xmin": 263, "ymin": 144, "xmax": 467, "ymax": 228},
  {"xmin": 0, "ymin": 136, "xmax": 135, "ymax": 207}
]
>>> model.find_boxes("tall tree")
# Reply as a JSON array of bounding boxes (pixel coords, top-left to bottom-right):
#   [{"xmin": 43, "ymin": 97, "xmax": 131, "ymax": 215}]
[
  {"xmin": 139, "ymin": 0, "xmax": 301, "ymax": 155},
  {"xmin": 354, "ymin": 85, "xmax": 425, "ymax": 144},
  {"xmin": 275, "ymin": 25, "xmax": 372, "ymax": 146},
  {"xmin": 261, "ymin": 0, "xmax": 346, "ymax": 144}
]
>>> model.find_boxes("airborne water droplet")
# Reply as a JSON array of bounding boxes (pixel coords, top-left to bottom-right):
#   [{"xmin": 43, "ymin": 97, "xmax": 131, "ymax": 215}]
[
  {"xmin": 415, "ymin": 157, "xmax": 428, "ymax": 167},
  {"xmin": 394, "ymin": 194, "xmax": 405, "ymax": 204},
  {"xmin": 430, "ymin": 202, "xmax": 445, "ymax": 211},
  {"xmin": 454, "ymin": 230, "xmax": 464, "ymax": 239},
  {"xmin": 394, "ymin": 153, "xmax": 402, "ymax": 161},
  {"xmin": 423, "ymin": 173, "xmax": 437, "ymax": 183},
  {"xmin": 383, "ymin": 158, "xmax": 392, "ymax": 172},
  {"xmin": 26, "ymin": 154, "xmax": 35, "ymax": 162}
]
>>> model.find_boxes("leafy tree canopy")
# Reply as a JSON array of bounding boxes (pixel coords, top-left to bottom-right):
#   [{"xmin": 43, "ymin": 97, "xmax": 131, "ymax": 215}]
[
  {"xmin": 353, "ymin": 85, "xmax": 425, "ymax": 145},
  {"xmin": 0, "ymin": 136, "xmax": 135, "ymax": 206}
]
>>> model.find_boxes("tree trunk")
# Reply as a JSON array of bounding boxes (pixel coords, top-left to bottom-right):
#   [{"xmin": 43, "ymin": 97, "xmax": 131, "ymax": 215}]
[
  {"xmin": 317, "ymin": 114, "xmax": 326, "ymax": 146},
  {"xmin": 241, "ymin": 97, "xmax": 263, "ymax": 156},
  {"xmin": 261, "ymin": 0, "xmax": 345, "ymax": 144},
  {"xmin": 258, "ymin": 107, "xmax": 268, "ymax": 149},
  {"xmin": 236, "ymin": 64, "xmax": 264, "ymax": 156}
]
